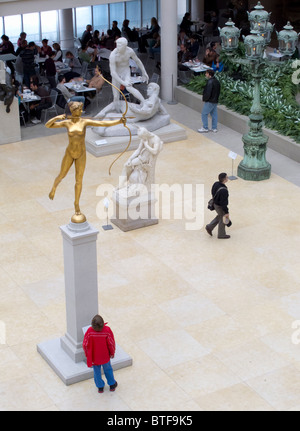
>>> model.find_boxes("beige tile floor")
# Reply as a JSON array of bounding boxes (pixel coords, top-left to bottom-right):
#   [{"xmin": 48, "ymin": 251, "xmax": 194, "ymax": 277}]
[{"xmin": 1, "ymin": 120, "xmax": 300, "ymax": 411}]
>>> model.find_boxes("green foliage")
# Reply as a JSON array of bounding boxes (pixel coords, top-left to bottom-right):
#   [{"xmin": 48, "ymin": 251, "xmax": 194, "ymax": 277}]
[{"xmin": 185, "ymin": 56, "xmax": 300, "ymax": 144}]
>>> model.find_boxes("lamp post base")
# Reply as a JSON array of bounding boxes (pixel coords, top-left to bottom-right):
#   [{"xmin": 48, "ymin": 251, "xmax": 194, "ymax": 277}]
[
  {"xmin": 237, "ymin": 162, "xmax": 271, "ymax": 181},
  {"xmin": 238, "ymin": 121, "xmax": 271, "ymax": 181}
]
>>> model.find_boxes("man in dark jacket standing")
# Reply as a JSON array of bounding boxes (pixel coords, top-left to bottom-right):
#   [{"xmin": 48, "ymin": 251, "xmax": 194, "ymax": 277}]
[
  {"xmin": 205, "ymin": 172, "xmax": 230, "ymax": 239},
  {"xmin": 198, "ymin": 69, "xmax": 220, "ymax": 133}
]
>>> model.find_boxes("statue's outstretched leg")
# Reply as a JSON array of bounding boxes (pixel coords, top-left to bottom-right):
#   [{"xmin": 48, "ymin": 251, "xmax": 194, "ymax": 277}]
[{"xmin": 49, "ymin": 152, "xmax": 73, "ymax": 200}]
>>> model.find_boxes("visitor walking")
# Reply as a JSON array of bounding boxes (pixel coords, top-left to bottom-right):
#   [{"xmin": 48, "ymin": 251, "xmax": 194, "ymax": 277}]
[{"xmin": 205, "ymin": 172, "xmax": 231, "ymax": 239}]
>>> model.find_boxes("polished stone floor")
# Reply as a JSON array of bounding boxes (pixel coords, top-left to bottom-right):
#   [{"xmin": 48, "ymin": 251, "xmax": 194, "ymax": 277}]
[{"xmin": 1, "ymin": 97, "xmax": 300, "ymax": 411}]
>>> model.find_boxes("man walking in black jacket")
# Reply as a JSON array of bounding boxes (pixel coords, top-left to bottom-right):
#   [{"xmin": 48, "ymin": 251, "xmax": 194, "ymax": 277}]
[
  {"xmin": 205, "ymin": 172, "xmax": 230, "ymax": 239},
  {"xmin": 198, "ymin": 69, "xmax": 220, "ymax": 133}
]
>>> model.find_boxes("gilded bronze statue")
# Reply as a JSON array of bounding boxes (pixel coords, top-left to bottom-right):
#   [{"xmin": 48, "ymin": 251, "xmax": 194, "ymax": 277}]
[{"xmin": 46, "ymin": 101, "xmax": 126, "ymax": 223}]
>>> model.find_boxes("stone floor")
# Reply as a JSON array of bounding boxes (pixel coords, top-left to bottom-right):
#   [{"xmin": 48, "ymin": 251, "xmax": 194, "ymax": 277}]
[{"xmin": 1, "ymin": 95, "xmax": 300, "ymax": 410}]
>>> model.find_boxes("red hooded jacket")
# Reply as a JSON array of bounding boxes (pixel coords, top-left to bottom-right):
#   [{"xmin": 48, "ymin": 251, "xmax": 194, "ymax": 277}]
[{"xmin": 82, "ymin": 324, "xmax": 116, "ymax": 367}]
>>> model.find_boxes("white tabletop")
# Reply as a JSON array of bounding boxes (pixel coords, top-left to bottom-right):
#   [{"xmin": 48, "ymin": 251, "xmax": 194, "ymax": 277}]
[
  {"xmin": 98, "ymin": 48, "xmax": 111, "ymax": 59},
  {"xmin": 268, "ymin": 52, "xmax": 284, "ymax": 59},
  {"xmin": 0, "ymin": 53, "xmax": 17, "ymax": 61},
  {"xmin": 21, "ymin": 93, "xmax": 41, "ymax": 103},
  {"xmin": 183, "ymin": 61, "xmax": 212, "ymax": 72},
  {"xmin": 64, "ymin": 82, "xmax": 96, "ymax": 93}
]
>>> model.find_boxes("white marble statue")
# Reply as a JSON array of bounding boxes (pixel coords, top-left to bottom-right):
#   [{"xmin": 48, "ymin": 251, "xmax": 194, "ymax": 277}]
[
  {"xmin": 118, "ymin": 126, "xmax": 163, "ymax": 193},
  {"xmin": 95, "ymin": 82, "xmax": 168, "ymax": 122},
  {"xmin": 109, "ymin": 37, "xmax": 149, "ymax": 112}
]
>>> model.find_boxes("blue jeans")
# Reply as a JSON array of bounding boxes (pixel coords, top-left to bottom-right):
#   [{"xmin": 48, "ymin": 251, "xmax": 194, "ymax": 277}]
[
  {"xmin": 93, "ymin": 361, "xmax": 116, "ymax": 389},
  {"xmin": 201, "ymin": 102, "xmax": 218, "ymax": 130}
]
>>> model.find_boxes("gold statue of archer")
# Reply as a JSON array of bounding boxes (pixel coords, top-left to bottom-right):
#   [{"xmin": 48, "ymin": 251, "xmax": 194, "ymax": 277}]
[{"xmin": 46, "ymin": 101, "xmax": 126, "ymax": 223}]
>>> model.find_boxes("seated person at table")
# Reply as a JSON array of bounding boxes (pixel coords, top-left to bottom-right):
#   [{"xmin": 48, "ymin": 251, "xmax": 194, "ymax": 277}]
[
  {"xmin": 202, "ymin": 47, "xmax": 219, "ymax": 68},
  {"xmin": 0, "ymin": 34, "xmax": 15, "ymax": 54},
  {"xmin": 86, "ymin": 65, "xmax": 104, "ymax": 92},
  {"xmin": 87, "ymin": 41, "xmax": 98, "ymax": 62},
  {"xmin": 56, "ymin": 74, "xmax": 85, "ymax": 108},
  {"xmin": 0, "ymin": 34, "xmax": 16, "ymax": 75},
  {"xmin": 178, "ymin": 44, "xmax": 192, "ymax": 70},
  {"xmin": 38, "ymin": 39, "xmax": 53, "ymax": 58},
  {"xmin": 122, "ymin": 19, "xmax": 139, "ymax": 42},
  {"xmin": 179, "ymin": 12, "xmax": 193, "ymax": 37},
  {"xmin": 102, "ymin": 30, "xmax": 116, "ymax": 51},
  {"xmin": 52, "ymin": 43, "xmax": 63, "ymax": 62},
  {"xmin": 138, "ymin": 17, "xmax": 160, "ymax": 53},
  {"xmin": 188, "ymin": 34, "xmax": 200, "ymax": 59},
  {"xmin": 29, "ymin": 76, "xmax": 52, "ymax": 124},
  {"xmin": 178, "ymin": 30, "xmax": 189, "ymax": 47},
  {"xmin": 64, "ymin": 51, "xmax": 82, "ymax": 81},
  {"xmin": 78, "ymin": 45, "xmax": 93, "ymax": 63},
  {"xmin": 148, "ymin": 34, "xmax": 160, "ymax": 60},
  {"xmin": 44, "ymin": 52, "xmax": 57, "ymax": 88},
  {"xmin": 92, "ymin": 30, "xmax": 101, "ymax": 47}
]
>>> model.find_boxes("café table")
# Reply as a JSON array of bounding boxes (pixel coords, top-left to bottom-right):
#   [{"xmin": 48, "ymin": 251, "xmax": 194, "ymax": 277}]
[
  {"xmin": 97, "ymin": 48, "xmax": 111, "ymax": 60},
  {"xmin": 64, "ymin": 82, "xmax": 97, "ymax": 95},
  {"xmin": 182, "ymin": 61, "xmax": 212, "ymax": 73},
  {"xmin": 0, "ymin": 53, "xmax": 17, "ymax": 62},
  {"xmin": 20, "ymin": 92, "xmax": 41, "ymax": 122}
]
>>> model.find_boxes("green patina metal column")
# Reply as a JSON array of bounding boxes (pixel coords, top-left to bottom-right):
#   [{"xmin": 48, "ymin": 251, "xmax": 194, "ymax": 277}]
[{"xmin": 238, "ymin": 63, "xmax": 271, "ymax": 181}]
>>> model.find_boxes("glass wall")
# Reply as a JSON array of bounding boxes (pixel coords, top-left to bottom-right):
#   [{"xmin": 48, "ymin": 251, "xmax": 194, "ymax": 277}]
[
  {"xmin": 126, "ymin": 1, "xmax": 141, "ymax": 29},
  {"xmin": 109, "ymin": 2, "xmax": 125, "ymax": 29},
  {"xmin": 23, "ymin": 12, "xmax": 40, "ymax": 43},
  {"xmin": 3, "ymin": 15, "xmax": 22, "ymax": 43},
  {"xmin": 142, "ymin": 0, "xmax": 158, "ymax": 28},
  {"xmin": 0, "ymin": 0, "xmax": 190, "ymax": 45},
  {"xmin": 41, "ymin": 10, "xmax": 59, "ymax": 42},
  {"xmin": 93, "ymin": 4, "xmax": 109, "ymax": 34},
  {"xmin": 75, "ymin": 6, "xmax": 92, "ymax": 38}
]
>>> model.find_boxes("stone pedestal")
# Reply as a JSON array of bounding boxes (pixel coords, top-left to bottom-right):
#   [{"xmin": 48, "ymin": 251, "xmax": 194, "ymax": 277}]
[
  {"xmin": 85, "ymin": 123, "xmax": 187, "ymax": 157},
  {"xmin": 111, "ymin": 190, "xmax": 158, "ymax": 232},
  {"xmin": 37, "ymin": 220, "xmax": 132, "ymax": 385},
  {"xmin": 0, "ymin": 97, "xmax": 21, "ymax": 145}
]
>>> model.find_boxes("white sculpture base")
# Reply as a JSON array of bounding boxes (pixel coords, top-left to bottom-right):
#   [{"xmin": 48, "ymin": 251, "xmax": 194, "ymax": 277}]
[
  {"xmin": 111, "ymin": 190, "xmax": 158, "ymax": 232},
  {"xmin": 37, "ymin": 339, "xmax": 132, "ymax": 386},
  {"xmin": 85, "ymin": 123, "xmax": 187, "ymax": 157},
  {"xmin": 37, "ymin": 220, "xmax": 132, "ymax": 385},
  {"xmin": 0, "ymin": 97, "xmax": 21, "ymax": 145}
]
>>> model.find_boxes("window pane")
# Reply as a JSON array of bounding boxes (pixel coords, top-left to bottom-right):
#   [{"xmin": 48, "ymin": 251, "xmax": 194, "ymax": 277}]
[
  {"xmin": 0, "ymin": 18, "xmax": 4, "ymax": 37},
  {"xmin": 41, "ymin": 10, "xmax": 58, "ymax": 43},
  {"xmin": 93, "ymin": 4, "xmax": 109, "ymax": 34},
  {"xmin": 109, "ymin": 2, "xmax": 124, "ymax": 29},
  {"xmin": 177, "ymin": 0, "xmax": 188, "ymax": 24},
  {"xmin": 3, "ymin": 15, "xmax": 21, "ymax": 44},
  {"xmin": 157, "ymin": 0, "xmax": 161, "ymax": 24},
  {"xmin": 23, "ymin": 12, "xmax": 40, "ymax": 42},
  {"xmin": 76, "ymin": 6, "xmax": 92, "ymax": 38},
  {"xmin": 126, "ymin": 1, "xmax": 141, "ymax": 29},
  {"xmin": 142, "ymin": 0, "xmax": 157, "ymax": 28}
]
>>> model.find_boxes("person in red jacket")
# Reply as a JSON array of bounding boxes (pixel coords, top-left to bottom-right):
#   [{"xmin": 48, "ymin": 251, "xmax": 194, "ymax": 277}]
[{"xmin": 83, "ymin": 314, "xmax": 118, "ymax": 393}]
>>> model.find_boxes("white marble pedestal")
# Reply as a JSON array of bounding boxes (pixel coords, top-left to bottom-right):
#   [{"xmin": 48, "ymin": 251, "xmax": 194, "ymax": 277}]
[
  {"xmin": 37, "ymin": 220, "xmax": 132, "ymax": 385},
  {"xmin": 111, "ymin": 190, "xmax": 158, "ymax": 232},
  {"xmin": 0, "ymin": 97, "xmax": 21, "ymax": 145}
]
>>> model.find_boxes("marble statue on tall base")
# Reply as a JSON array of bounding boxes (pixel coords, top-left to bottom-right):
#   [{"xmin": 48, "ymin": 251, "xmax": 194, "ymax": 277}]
[{"xmin": 111, "ymin": 127, "xmax": 163, "ymax": 232}]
